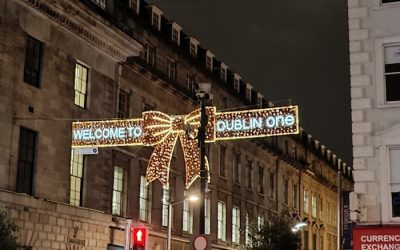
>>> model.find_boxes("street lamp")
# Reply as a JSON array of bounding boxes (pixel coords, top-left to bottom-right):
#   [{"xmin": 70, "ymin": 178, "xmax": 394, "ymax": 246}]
[{"xmin": 167, "ymin": 194, "xmax": 199, "ymax": 250}]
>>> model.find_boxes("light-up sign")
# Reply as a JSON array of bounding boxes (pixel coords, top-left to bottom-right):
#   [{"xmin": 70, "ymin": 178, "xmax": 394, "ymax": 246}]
[{"xmin": 72, "ymin": 105, "xmax": 299, "ymax": 187}]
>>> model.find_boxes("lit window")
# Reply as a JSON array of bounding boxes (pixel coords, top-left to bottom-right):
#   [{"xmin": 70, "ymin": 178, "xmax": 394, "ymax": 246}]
[
  {"xmin": 217, "ymin": 201, "xmax": 226, "ymax": 241},
  {"xmin": 70, "ymin": 149, "xmax": 84, "ymax": 206},
  {"xmin": 186, "ymin": 73, "xmax": 195, "ymax": 93},
  {"xmin": 219, "ymin": 145, "xmax": 226, "ymax": 177},
  {"xmin": 319, "ymin": 197, "xmax": 324, "ymax": 220},
  {"xmin": 167, "ymin": 58, "xmax": 176, "ymax": 80},
  {"xmin": 24, "ymin": 35, "xmax": 42, "ymax": 87},
  {"xmin": 384, "ymin": 45, "xmax": 400, "ymax": 102},
  {"xmin": 312, "ymin": 194, "xmax": 317, "ymax": 218},
  {"xmin": 145, "ymin": 44, "xmax": 156, "ymax": 67},
  {"xmin": 257, "ymin": 215, "xmax": 264, "ymax": 231},
  {"xmin": 304, "ymin": 190, "xmax": 309, "ymax": 214},
  {"xmin": 269, "ymin": 171, "xmax": 275, "ymax": 199},
  {"xmin": 233, "ymin": 152, "xmax": 240, "ymax": 184},
  {"xmin": 246, "ymin": 160, "xmax": 252, "ymax": 189},
  {"xmin": 74, "ymin": 63, "xmax": 89, "ymax": 108},
  {"xmin": 16, "ymin": 127, "xmax": 37, "ymax": 195},
  {"xmin": 183, "ymin": 191, "xmax": 193, "ymax": 233},
  {"xmin": 162, "ymin": 188, "xmax": 170, "ymax": 226},
  {"xmin": 232, "ymin": 206, "xmax": 240, "ymax": 244},
  {"xmin": 139, "ymin": 175, "xmax": 151, "ymax": 222},
  {"xmin": 284, "ymin": 178, "xmax": 289, "ymax": 204},
  {"xmin": 171, "ymin": 24, "xmax": 181, "ymax": 45},
  {"xmin": 118, "ymin": 90, "xmax": 130, "ymax": 118},
  {"xmin": 258, "ymin": 166, "xmax": 264, "ymax": 194},
  {"xmin": 112, "ymin": 166, "xmax": 124, "ymax": 215},
  {"xmin": 245, "ymin": 212, "xmax": 250, "ymax": 245},
  {"xmin": 389, "ymin": 147, "xmax": 400, "ymax": 217},
  {"xmin": 205, "ymin": 197, "xmax": 211, "ymax": 234},
  {"xmin": 188, "ymin": 38, "xmax": 199, "ymax": 56}
]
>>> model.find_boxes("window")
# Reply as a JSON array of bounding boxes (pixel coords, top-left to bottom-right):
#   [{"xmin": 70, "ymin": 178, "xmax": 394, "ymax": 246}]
[
  {"xmin": 74, "ymin": 63, "xmax": 88, "ymax": 108},
  {"xmin": 189, "ymin": 39, "xmax": 198, "ymax": 56},
  {"xmin": 217, "ymin": 201, "xmax": 226, "ymax": 241},
  {"xmin": 312, "ymin": 233, "xmax": 317, "ymax": 250},
  {"xmin": 257, "ymin": 215, "xmax": 264, "ymax": 231},
  {"xmin": 162, "ymin": 188, "xmax": 169, "ymax": 227},
  {"xmin": 24, "ymin": 36, "xmax": 42, "ymax": 87},
  {"xmin": 320, "ymin": 236, "xmax": 324, "ymax": 250},
  {"xmin": 205, "ymin": 197, "xmax": 211, "ymax": 234},
  {"xmin": 112, "ymin": 166, "xmax": 124, "ymax": 215},
  {"xmin": 293, "ymin": 184, "xmax": 298, "ymax": 209},
  {"xmin": 234, "ymin": 76, "xmax": 241, "ymax": 93},
  {"xmin": 16, "ymin": 127, "xmax": 37, "ymax": 195},
  {"xmin": 382, "ymin": 0, "xmax": 400, "ymax": 4},
  {"xmin": 384, "ymin": 45, "xmax": 400, "ymax": 102},
  {"xmin": 246, "ymin": 160, "xmax": 252, "ymax": 189},
  {"xmin": 152, "ymin": 12, "xmax": 160, "ymax": 30},
  {"xmin": 220, "ymin": 96, "xmax": 227, "ymax": 110},
  {"xmin": 245, "ymin": 212, "xmax": 250, "ymax": 245},
  {"xmin": 312, "ymin": 194, "xmax": 317, "ymax": 218},
  {"xmin": 258, "ymin": 166, "xmax": 264, "ymax": 194},
  {"xmin": 118, "ymin": 90, "xmax": 130, "ymax": 118},
  {"xmin": 171, "ymin": 23, "xmax": 181, "ymax": 45},
  {"xmin": 233, "ymin": 152, "xmax": 240, "ymax": 184},
  {"xmin": 284, "ymin": 178, "xmax": 289, "ymax": 204},
  {"xmin": 246, "ymin": 84, "xmax": 253, "ymax": 102},
  {"xmin": 70, "ymin": 149, "xmax": 84, "ymax": 206},
  {"xmin": 219, "ymin": 145, "xmax": 226, "ymax": 177},
  {"xmin": 269, "ymin": 172, "xmax": 275, "ymax": 199},
  {"xmin": 220, "ymin": 65, "xmax": 227, "ymax": 82},
  {"xmin": 139, "ymin": 175, "xmax": 151, "ymax": 222},
  {"xmin": 206, "ymin": 54, "xmax": 213, "ymax": 70},
  {"xmin": 182, "ymin": 191, "xmax": 193, "ymax": 233},
  {"xmin": 186, "ymin": 73, "xmax": 195, "ymax": 93},
  {"xmin": 304, "ymin": 230, "xmax": 309, "ymax": 250},
  {"xmin": 172, "ymin": 29, "xmax": 179, "ymax": 44},
  {"xmin": 145, "ymin": 44, "xmax": 156, "ymax": 67},
  {"xmin": 389, "ymin": 147, "xmax": 400, "ymax": 217},
  {"xmin": 257, "ymin": 93, "xmax": 263, "ymax": 107},
  {"xmin": 167, "ymin": 58, "xmax": 176, "ymax": 80},
  {"xmin": 129, "ymin": 0, "xmax": 139, "ymax": 14},
  {"xmin": 319, "ymin": 198, "xmax": 324, "ymax": 219},
  {"xmin": 304, "ymin": 190, "xmax": 309, "ymax": 214},
  {"xmin": 232, "ymin": 206, "xmax": 240, "ymax": 244}
]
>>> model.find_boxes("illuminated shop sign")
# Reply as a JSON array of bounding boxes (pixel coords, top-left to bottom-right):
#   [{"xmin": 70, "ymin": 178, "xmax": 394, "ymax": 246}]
[
  {"xmin": 353, "ymin": 226, "xmax": 400, "ymax": 250},
  {"xmin": 72, "ymin": 105, "xmax": 299, "ymax": 187}
]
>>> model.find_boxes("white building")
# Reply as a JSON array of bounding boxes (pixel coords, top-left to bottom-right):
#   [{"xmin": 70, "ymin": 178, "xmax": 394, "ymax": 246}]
[{"xmin": 348, "ymin": 0, "xmax": 400, "ymax": 231}]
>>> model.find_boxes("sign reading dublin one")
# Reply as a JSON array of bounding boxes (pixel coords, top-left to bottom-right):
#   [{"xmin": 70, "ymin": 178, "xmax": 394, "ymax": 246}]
[{"xmin": 72, "ymin": 106, "xmax": 299, "ymax": 188}]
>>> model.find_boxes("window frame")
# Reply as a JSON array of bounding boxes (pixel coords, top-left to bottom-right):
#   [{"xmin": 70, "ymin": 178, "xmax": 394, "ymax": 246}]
[
  {"xmin": 74, "ymin": 62, "xmax": 89, "ymax": 109},
  {"xmin": 186, "ymin": 73, "xmax": 195, "ymax": 93},
  {"xmin": 117, "ymin": 89, "xmax": 130, "ymax": 118},
  {"xmin": 269, "ymin": 171, "xmax": 275, "ymax": 199},
  {"xmin": 23, "ymin": 35, "xmax": 43, "ymax": 87},
  {"xmin": 167, "ymin": 58, "xmax": 177, "ymax": 80},
  {"xmin": 16, "ymin": 127, "xmax": 37, "ymax": 195},
  {"xmin": 232, "ymin": 151, "xmax": 240, "ymax": 184},
  {"xmin": 258, "ymin": 166, "xmax": 264, "ymax": 194},
  {"xmin": 70, "ymin": 149, "xmax": 85, "ymax": 206},
  {"xmin": 217, "ymin": 201, "xmax": 226, "ymax": 241},
  {"xmin": 246, "ymin": 159, "xmax": 253, "ymax": 190},
  {"xmin": 139, "ymin": 175, "xmax": 152, "ymax": 222},
  {"xmin": 112, "ymin": 166, "xmax": 124, "ymax": 216},
  {"xmin": 232, "ymin": 206, "xmax": 240, "ymax": 244},
  {"xmin": 219, "ymin": 144, "xmax": 226, "ymax": 177}
]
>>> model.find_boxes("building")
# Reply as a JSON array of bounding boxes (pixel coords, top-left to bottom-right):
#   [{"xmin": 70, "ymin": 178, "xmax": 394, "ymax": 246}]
[
  {"xmin": 0, "ymin": 0, "xmax": 352, "ymax": 249},
  {"xmin": 348, "ymin": 0, "xmax": 400, "ymax": 245}
]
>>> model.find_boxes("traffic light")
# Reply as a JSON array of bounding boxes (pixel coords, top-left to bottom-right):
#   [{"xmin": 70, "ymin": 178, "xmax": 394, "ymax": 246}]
[{"xmin": 132, "ymin": 227, "xmax": 147, "ymax": 249}]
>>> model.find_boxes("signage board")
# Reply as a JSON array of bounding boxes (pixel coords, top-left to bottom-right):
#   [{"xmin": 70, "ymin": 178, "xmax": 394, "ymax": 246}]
[
  {"xmin": 353, "ymin": 226, "xmax": 400, "ymax": 250},
  {"xmin": 74, "ymin": 147, "xmax": 98, "ymax": 155}
]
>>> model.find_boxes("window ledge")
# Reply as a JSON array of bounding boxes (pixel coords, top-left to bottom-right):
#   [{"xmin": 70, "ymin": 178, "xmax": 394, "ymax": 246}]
[
  {"xmin": 373, "ymin": 1, "xmax": 400, "ymax": 11},
  {"xmin": 377, "ymin": 101, "xmax": 400, "ymax": 109}
]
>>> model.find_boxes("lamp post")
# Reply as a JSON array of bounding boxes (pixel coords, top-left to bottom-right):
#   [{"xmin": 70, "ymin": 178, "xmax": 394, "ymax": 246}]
[{"xmin": 167, "ymin": 194, "xmax": 199, "ymax": 250}]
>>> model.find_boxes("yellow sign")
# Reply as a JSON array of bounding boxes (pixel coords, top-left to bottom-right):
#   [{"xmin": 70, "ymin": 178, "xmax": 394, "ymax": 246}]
[{"xmin": 72, "ymin": 105, "xmax": 299, "ymax": 187}]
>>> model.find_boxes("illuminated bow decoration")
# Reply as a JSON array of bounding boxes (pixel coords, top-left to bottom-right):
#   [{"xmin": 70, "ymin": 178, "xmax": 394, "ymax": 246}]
[{"xmin": 142, "ymin": 109, "xmax": 212, "ymax": 188}]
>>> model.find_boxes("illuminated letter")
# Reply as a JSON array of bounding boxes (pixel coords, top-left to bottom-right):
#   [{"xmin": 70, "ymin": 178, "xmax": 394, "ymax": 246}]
[
  {"xmin": 103, "ymin": 128, "xmax": 110, "ymax": 139},
  {"xmin": 109, "ymin": 128, "xmax": 118, "ymax": 139},
  {"xmin": 127, "ymin": 127, "xmax": 142, "ymax": 138},
  {"xmin": 266, "ymin": 117, "xmax": 276, "ymax": 128},
  {"xmin": 95, "ymin": 129, "xmax": 103, "ymax": 139},
  {"xmin": 251, "ymin": 118, "xmax": 262, "ymax": 129},
  {"xmin": 285, "ymin": 115, "xmax": 295, "ymax": 126},
  {"xmin": 275, "ymin": 116, "xmax": 285, "ymax": 127},
  {"xmin": 118, "ymin": 128, "xmax": 126, "ymax": 139},
  {"xmin": 234, "ymin": 119, "xmax": 242, "ymax": 131},
  {"xmin": 243, "ymin": 119, "xmax": 251, "ymax": 130},
  {"xmin": 217, "ymin": 120, "xmax": 226, "ymax": 132},
  {"xmin": 73, "ymin": 130, "xmax": 84, "ymax": 140}
]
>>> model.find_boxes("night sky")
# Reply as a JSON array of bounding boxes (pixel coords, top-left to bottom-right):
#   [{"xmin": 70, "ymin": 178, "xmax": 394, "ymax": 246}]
[{"xmin": 146, "ymin": 0, "xmax": 352, "ymax": 164}]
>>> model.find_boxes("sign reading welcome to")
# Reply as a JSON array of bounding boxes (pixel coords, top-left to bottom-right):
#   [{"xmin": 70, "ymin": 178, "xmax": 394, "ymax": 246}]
[{"xmin": 71, "ymin": 105, "xmax": 299, "ymax": 187}]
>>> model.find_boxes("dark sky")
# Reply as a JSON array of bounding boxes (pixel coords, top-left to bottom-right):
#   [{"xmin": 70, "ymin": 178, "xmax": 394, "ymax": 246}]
[{"xmin": 147, "ymin": 0, "xmax": 352, "ymax": 164}]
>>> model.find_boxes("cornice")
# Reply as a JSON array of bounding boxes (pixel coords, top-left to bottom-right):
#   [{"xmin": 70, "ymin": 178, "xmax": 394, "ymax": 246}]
[{"xmin": 20, "ymin": 0, "xmax": 142, "ymax": 62}]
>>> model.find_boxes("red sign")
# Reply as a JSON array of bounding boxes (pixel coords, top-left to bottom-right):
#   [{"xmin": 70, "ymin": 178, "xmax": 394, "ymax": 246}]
[
  {"xmin": 132, "ymin": 227, "xmax": 146, "ymax": 247},
  {"xmin": 353, "ymin": 226, "xmax": 400, "ymax": 250}
]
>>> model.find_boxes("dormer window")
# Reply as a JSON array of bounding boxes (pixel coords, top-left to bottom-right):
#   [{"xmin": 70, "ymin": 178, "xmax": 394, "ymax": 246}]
[
  {"xmin": 171, "ymin": 22, "xmax": 182, "ymax": 46},
  {"xmin": 188, "ymin": 37, "xmax": 199, "ymax": 56},
  {"xmin": 257, "ymin": 93, "xmax": 264, "ymax": 107},
  {"xmin": 220, "ymin": 63, "xmax": 228, "ymax": 82},
  {"xmin": 148, "ymin": 5, "xmax": 163, "ymax": 31},
  {"xmin": 245, "ymin": 83, "xmax": 253, "ymax": 102},
  {"xmin": 233, "ymin": 73, "xmax": 241, "ymax": 93},
  {"xmin": 206, "ymin": 51, "xmax": 214, "ymax": 71},
  {"xmin": 129, "ymin": 0, "xmax": 139, "ymax": 14}
]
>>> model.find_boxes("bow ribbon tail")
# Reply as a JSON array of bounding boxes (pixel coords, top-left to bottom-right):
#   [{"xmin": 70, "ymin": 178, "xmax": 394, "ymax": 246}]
[
  {"xmin": 181, "ymin": 135, "xmax": 208, "ymax": 188},
  {"xmin": 146, "ymin": 133, "xmax": 178, "ymax": 187}
]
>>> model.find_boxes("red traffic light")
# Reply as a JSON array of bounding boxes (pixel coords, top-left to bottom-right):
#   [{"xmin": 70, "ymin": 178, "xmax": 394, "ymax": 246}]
[{"xmin": 132, "ymin": 227, "xmax": 146, "ymax": 247}]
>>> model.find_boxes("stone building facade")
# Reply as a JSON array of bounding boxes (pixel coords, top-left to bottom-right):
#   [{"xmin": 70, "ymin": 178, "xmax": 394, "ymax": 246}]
[
  {"xmin": 348, "ymin": 0, "xmax": 400, "ymax": 226},
  {"xmin": 0, "ymin": 0, "xmax": 352, "ymax": 249}
]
